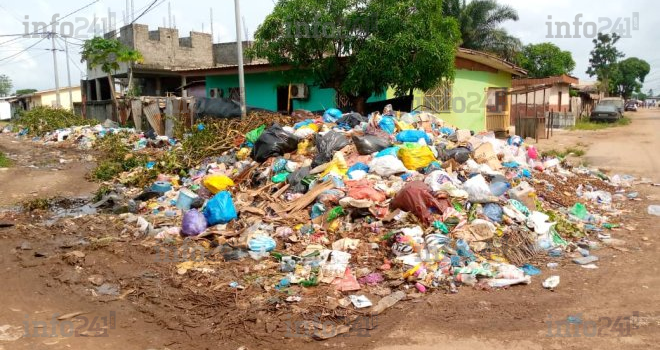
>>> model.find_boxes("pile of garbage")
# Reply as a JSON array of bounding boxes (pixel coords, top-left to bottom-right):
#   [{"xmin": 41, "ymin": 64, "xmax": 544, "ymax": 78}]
[{"xmin": 107, "ymin": 104, "xmax": 638, "ymax": 312}]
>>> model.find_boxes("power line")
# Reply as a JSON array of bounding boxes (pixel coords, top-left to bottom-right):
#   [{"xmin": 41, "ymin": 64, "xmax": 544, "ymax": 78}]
[{"xmin": 0, "ymin": 36, "xmax": 48, "ymax": 64}]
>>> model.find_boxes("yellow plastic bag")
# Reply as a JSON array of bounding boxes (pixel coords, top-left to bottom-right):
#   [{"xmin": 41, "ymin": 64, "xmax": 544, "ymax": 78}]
[
  {"xmin": 395, "ymin": 120, "xmax": 414, "ymax": 131},
  {"xmin": 398, "ymin": 146, "xmax": 437, "ymax": 170},
  {"xmin": 299, "ymin": 123, "xmax": 319, "ymax": 132},
  {"xmin": 203, "ymin": 174, "xmax": 235, "ymax": 194},
  {"xmin": 320, "ymin": 152, "xmax": 348, "ymax": 178},
  {"xmin": 297, "ymin": 139, "xmax": 312, "ymax": 155},
  {"xmin": 236, "ymin": 147, "xmax": 251, "ymax": 160}
]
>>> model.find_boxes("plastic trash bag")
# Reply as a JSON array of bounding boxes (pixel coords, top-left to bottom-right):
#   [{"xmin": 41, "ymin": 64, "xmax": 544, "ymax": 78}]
[
  {"xmin": 202, "ymin": 174, "xmax": 235, "ymax": 194},
  {"xmin": 323, "ymin": 108, "xmax": 343, "ymax": 123},
  {"xmin": 181, "ymin": 209, "xmax": 208, "ymax": 237},
  {"xmin": 337, "ymin": 112, "xmax": 367, "ymax": 128},
  {"xmin": 203, "ymin": 191, "xmax": 237, "ymax": 226},
  {"xmin": 287, "ymin": 166, "xmax": 311, "ymax": 193},
  {"xmin": 251, "ymin": 124, "xmax": 300, "ymax": 162},
  {"xmin": 312, "ymin": 130, "xmax": 349, "ymax": 168},
  {"xmin": 483, "ymin": 203, "xmax": 503, "ymax": 223},
  {"xmin": 439, "ymin": 146, "xmax": 471, "ymax": 164},
  {"xmin": 245, "ymin": 125, "xmax": 266, "ymax": 144},
  {"xmin": 352, "ymin": 135, "xmax": 392, "ymax": 155},
  {"xmin": 396, "ymin": 130, "xmax": 431, "ymax": 144},
  {"xmin": 378, "ymin": 116, "xmax": 396, "ymax": 134},
  {"xmin": 424, "ymin": 170, "xmax": 456, "ymax": 191},
  {"xmin": 398, "ymin": 145, "xmax": 437, "ymax": 170},
  {"xmin": 375, "ymin": 146, "xmax": 400, "ymax": 158},
  {"xmin": 391, "ymin": 181, "xmax": 449, "ymax": 225},
  {"xmin": 463, "ymin": 174, "xmax": 497, "ymax": 203},
  {"xmin": 369, "ymin": 155, "xmax": 407, "ymax": 177},
  {"xmin": 347, "ymin": 162, "xmax": 369, "ymax": 180}
]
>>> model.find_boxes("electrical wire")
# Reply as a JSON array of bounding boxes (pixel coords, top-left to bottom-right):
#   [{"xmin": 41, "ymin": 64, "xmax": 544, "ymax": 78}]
[{"xmin": 0, "ymin": 36, "xmax": 47, "ymax": 64}]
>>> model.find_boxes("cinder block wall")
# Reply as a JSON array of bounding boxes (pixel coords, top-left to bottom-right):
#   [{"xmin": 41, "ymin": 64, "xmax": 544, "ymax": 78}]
[
  {"xmin": 212, "ymin": 41, "xmax": 252, "ymax": 65},
  {"xmin": 118, "ymin": 24, "xmax": 213, "ymax": 69}
]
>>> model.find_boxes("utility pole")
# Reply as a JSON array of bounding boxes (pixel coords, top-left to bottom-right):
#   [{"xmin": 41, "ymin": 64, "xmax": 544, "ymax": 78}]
[
  {"xmin": 234, "ymin": 0, "xmax": 246, "ymax": 118},
  {"xmin": 64, "ymin": 37, "xmax": 73, "ymax": 110},
  {"xmin": 49, "ymin": 33, "xmax": 61, "ymax": 108}
]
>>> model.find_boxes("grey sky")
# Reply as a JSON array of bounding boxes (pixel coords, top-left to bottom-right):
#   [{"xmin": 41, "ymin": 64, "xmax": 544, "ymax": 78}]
[{"xmin": 0, "ymin": 0, "xmax": 657, "ymax": 94}]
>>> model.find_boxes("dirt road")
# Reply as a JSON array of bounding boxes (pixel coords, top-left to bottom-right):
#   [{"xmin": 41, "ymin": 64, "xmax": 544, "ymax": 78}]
[{"xmin": 0, "ymin": 110, "xmax": 659, "ymax": 350}]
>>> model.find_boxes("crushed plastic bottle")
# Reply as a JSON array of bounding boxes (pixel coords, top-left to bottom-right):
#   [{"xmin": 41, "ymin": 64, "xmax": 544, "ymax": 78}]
[{"xmin": 648, "ymin": 205, "xmax": 660, "ymax": 217}]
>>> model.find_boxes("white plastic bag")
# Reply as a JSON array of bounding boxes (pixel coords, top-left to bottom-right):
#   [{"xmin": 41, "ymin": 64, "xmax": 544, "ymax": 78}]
[
  {"xmin": 368, "ymin": 155, "xmax": 407, "ymax": 177},
  {"xmin": 462, "ymin": 174, "xmax": 494, "ymax": 203}
]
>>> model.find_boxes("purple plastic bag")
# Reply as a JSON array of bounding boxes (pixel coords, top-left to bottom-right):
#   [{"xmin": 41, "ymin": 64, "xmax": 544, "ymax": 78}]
[{"xmin": 181, "ymin": 209, "xmax": 208, "ymax": 237}]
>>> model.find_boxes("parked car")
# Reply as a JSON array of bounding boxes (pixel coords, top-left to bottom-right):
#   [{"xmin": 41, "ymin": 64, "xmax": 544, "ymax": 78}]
[
  {"xmin": 590, "ymin": 104, "xmax": 621, "ymax": 121},
  {"xmin": 625, "ymin": 102, "xmax": 638, "ymax": 112},
  {"xmin": 599, "ymin": 97, "xmax": 625, "ymax": 115}
]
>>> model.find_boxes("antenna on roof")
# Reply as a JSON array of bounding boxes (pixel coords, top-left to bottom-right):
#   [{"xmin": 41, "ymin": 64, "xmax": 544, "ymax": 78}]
[{"xmin": 210, "ymin": 8, "xmax": 214, "ymax": 42}]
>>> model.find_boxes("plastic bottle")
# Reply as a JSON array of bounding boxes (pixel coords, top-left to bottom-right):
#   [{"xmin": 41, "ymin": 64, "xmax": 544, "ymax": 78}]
[
  {"xmin": 489, "ymin": 181, "xmax": 510, "ymax": 197},
  {"xmin": 371, "ymin": 290, "xmax": 406, "ymax": 315}
]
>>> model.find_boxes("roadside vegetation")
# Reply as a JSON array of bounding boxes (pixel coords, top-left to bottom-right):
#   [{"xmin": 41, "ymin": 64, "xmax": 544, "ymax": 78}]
[
  {"xmin": 571, "ymin": 117, "xmax": 631, "ymax": 131},
  {"xmin": 541, "ymin": 146, "xmax": 586, "ymax": 158},
  {"xmin": 14, "ymin": 106, "xmax": 88, "ymax": 135},
  {"xmin": 0, "ymin": 151, "xmax": 11, "ymax": 167}
]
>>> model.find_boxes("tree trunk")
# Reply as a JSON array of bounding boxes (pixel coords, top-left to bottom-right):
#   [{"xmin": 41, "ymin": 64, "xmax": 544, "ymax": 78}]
[
  {"xmin": 107, "ymin": 74, "xmax": 118, "ymax": 121},
  {"xmin": 350, "ymin": 95, "xmax": 368, "ymax": 115},
  {"xmin": 127, "ymin": 65, "xmax": 134, "ymax": 96}
]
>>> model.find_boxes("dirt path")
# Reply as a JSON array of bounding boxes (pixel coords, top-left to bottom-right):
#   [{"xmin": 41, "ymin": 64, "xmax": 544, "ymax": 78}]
[
  {"xmin": 0, "ymin": 135, "xmax": 99, "ymax": 206},
  {"xmin": 0, "ymin": 111, "xmax": 659, "ymax": 350}
]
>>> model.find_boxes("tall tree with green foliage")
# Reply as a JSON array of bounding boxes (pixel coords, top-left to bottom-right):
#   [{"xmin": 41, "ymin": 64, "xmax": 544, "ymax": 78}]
[
  {"xmin": 80, "ymin": 37, "xmax": 143, "ymax": 105},
  {"xmin": 251, "ymin": 0, "xmax": 460, "ymax": 113},
  {"xmin": 442, "ymin": 0, "xmax": 521, "ymax": 62},
  {"xmin": 15, "ymin": 88, "xmax": 37, "ymax": 96},
  {"xmin": 586, "ymin": 33, "xmax": 624, "ymax": 96},
  {"xmin": 610, "ymin": 57, "xmax": 650, "ymax": 99},
  {"xmin": 515, "ymin": 43, "xmax": 575, "ymax": 78},
  {"xmin": 0, "ymin": 74, "xmax": 12, "ymax": 97}
]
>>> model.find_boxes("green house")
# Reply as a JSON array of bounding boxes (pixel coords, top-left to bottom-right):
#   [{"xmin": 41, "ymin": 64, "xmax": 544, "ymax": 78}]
[{"xmin": 184, "ymin": 48, "xmax": 526, "ymax": 132}]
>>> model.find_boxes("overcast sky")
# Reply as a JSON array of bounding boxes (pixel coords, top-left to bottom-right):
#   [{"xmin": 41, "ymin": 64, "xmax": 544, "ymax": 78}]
[{"xmin": 1, "ymin": 0, "xmax": 658, "ymax": 94}]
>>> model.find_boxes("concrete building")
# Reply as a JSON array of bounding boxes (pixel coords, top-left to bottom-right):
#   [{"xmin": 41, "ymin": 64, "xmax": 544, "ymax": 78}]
[{"xmin": 7, "ymin": 86, "xmax": 82, "ymax": 116}]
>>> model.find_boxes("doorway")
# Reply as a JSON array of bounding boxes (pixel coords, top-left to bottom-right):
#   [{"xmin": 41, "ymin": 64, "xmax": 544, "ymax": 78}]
[{"xmin": 277, "ymin": 86, "xmax": 290, "ymax": 113}]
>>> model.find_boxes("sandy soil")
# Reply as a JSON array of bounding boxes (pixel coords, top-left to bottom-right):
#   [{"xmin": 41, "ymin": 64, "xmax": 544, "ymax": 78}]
[{"xmin": 0, "ymin": 109, "xmax": 659, "ymax": 350}]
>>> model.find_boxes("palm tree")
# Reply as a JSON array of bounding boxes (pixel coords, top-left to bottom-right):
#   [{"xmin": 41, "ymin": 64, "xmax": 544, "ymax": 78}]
[{"xmin": 442, "ymin": 0, "xmax": 521, "ymax": 62}]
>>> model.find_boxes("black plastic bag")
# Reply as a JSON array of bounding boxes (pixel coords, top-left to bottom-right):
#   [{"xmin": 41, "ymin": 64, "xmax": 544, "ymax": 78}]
[
  {"xmin": 439, "ymin": 146, "xmax": 471, "ymax": 164},
  {"xmin": 251, "ymin": 124, "xmax": 300, "ymax": 163},
  {"xmin": 337, "ymin": 112, "xmax": 367, "ymax": 128},
  {"xmin": 287, "ymin": 166, "xmax": 311, "ymax": 193},
  {"xmin": 352, "ymin": 135, "xmax": 391, "ymax": 155},
  {"xmin": 312, "ymin": 131, "xmax": 349, "ymax": 168}
]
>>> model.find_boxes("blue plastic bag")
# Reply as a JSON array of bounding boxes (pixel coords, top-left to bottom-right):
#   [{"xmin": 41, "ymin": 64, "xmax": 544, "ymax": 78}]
[
  {"xmin": 396, "ymin": 130, "xmax": 431, "ymax": 144},
  {"xmin": 375, "ymin": 146, "xmax": 400, "ymax": 158},
  {"xmin": 520, "ymin": 264, "xmax": 541, "ymax": 276},
  {"xmin": 348, "ymin": 162, "xmax": 370, "ymax": 174},
  {"xmin": 203, "ymin": 191, "xmax": 237, "ymax": 225},
  {"xmin": 378, "ymin": 116, "xmax": 396, "ymax": 134},
  {"xmin": 294, "ymin": 119, "xmax": 315, "ymax": 129},
  {"xmin": 439, "ymin": 127, "xmax": 455, "ymax": 135},
  {"xmin": 483, "ymin": 203, "xmax": 503, "ymax": 223},
  {"xmin": 323, "ymin": 108, "xmax": 342, "ymax": 123}
]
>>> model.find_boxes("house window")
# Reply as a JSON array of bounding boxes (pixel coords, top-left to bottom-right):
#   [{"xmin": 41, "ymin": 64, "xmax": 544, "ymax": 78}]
[
  {"xmin": 423, "ymin": 80, "xmax": 452, "ymax": 112},
  {"xmin": 486, "ymin": 88, "xmax": 508, "ymax": 114},
  {"xmin": 335, "ymin": 92, "xmax": 351, "ymax": 110}
]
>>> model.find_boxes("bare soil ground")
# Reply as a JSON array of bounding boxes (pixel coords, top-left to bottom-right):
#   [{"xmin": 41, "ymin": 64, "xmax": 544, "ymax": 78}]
[{"xmin": 1, "ymin": 109, "xmax": 659, "ymax": 350}]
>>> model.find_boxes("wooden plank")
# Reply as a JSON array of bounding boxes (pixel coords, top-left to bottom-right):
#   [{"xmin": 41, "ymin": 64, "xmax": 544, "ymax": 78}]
[{"xmin": 130, "ymin": 99, "xmax": 142, "ymax": 131}]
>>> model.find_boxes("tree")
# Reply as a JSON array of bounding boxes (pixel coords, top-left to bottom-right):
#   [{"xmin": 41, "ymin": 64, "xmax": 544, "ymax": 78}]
[
  {"xmin": 251, "ymin": 0, "xmax": 460, "ymax": 113},
  {"xmin": 648, "ymin": 89, "xmax": 654, "ymax": 98},
  {"xmin": 15, "ymin": 88, "xmax": 37, "ymax": 96},
  {"xmin": 442, "ymin": 0, "xmax": 522, "ymax": 62},
  {"xmin": 80, "ymin": 37, "xmax": 143, "ymax": 107},
  {"xmin": 0, "ymin": 75, "xmax": 12, "ymax": 97},
  {"xmin": 586, "ymin": 33, "xmax": 624, "ymax": 96},
  {"xmin": 515, "ymin": 43, "xmax": 575, "ymax": 78},
  {"xmin": 610, "ymin": 57, "xmax": 650, "ymax": 99}
]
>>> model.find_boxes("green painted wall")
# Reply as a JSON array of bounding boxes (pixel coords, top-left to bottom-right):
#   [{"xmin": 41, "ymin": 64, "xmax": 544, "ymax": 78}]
[
  {"xmin": 388, "ymin": 69, "xmax": 512, "ymax": 131},
  {"xmin": 205, "ymin": 71, "xmax": 384, "ymax": 112}
]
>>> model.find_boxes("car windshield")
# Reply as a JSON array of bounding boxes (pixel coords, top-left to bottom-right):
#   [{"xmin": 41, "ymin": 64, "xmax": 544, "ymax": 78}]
[
  {"xmin": 594, "ymin": 104, "xmax": 618, "ymax": 112},
  {"xmin": 600, "ymin": 99, "xmax": 623, "ymax": 107}
]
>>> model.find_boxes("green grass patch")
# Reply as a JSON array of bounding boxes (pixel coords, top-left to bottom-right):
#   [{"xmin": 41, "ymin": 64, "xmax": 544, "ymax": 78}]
[
  {"xmin": 571, "ymin": 117, "xmax": 631, "ymax": 130},
  {"xmin": 541, "ymin": 146, "xmax": 586, "ymax": 158},
  {"xmin": 0, "ymin": 151, "xmax": 11, "ymax": 167}
]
